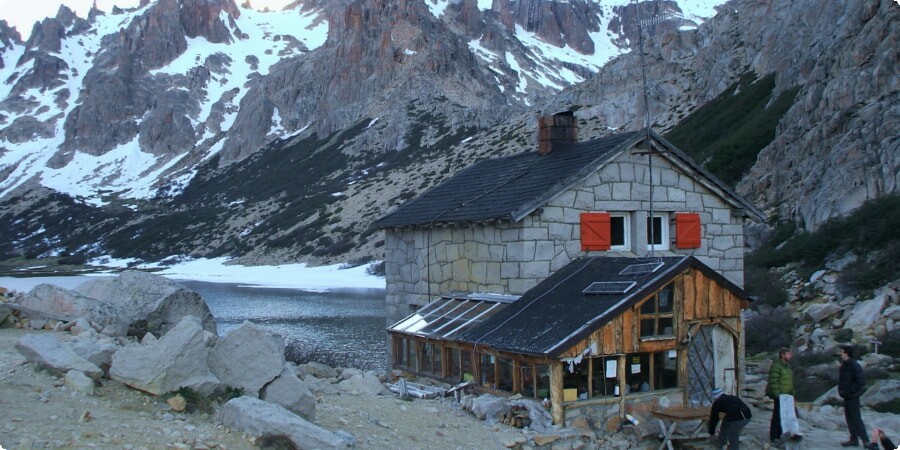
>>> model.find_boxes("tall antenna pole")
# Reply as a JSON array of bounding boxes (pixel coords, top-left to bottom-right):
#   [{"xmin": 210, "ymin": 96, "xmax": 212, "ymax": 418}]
[
  {"xmin": 636, "ymin": 1, "xmax": 655, "ymax": 258},
  {"xmin": 635, "ymin": 1, "xmax": 672, "ymax": 258}
]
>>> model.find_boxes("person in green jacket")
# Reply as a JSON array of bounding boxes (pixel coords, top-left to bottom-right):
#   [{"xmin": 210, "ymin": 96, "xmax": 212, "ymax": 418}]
[{"xmin": 767, "ymin": 347, "xmax": 794, "ymax": 444}]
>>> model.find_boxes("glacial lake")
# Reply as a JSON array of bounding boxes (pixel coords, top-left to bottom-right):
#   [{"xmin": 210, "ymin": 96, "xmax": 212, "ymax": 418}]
[{"xmin": 1, "ymin": 276, "xmax": 389, "ymax": 371}]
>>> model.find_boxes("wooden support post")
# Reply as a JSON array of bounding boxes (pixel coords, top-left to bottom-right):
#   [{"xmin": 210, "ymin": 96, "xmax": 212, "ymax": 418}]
[
  {"xmin": 512, "ymin": 359, "xmax": 521, "ymax": 394},
  {"xmin": 550, "ymin": 362, "xmax": 564, "ymax": 425},
  {"xmin": 588, "ymin": 357, "xmax": 594, "ymax": 399},
  {"xmin": 618, "ymin": 354, "xmax": 627, "ymax": 417}
]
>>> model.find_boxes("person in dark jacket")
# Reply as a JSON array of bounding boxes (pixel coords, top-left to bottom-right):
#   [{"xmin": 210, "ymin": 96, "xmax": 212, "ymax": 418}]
[
  {"xmin": 767, "ymin": 347, "xmax": 794, "ymax": 444},
  {"xmin": 708, "ymin": 387, "xmax": 752, "ymax": 450},
  {"xmin": 838, "ymin": 345, "xmax": 869, "ymax": 447}
]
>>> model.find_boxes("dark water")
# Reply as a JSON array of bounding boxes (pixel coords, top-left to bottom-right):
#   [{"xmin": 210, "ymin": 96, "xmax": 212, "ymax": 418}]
[{"xmin": 180, "ymin": 281, "xmax": 388, "ymax": 371}]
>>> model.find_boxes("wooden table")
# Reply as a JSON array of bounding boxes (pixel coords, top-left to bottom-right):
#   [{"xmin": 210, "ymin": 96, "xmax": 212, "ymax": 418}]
[{"xmin": 650, "ymin": 406, "xmax": 711, "ymax": 450}]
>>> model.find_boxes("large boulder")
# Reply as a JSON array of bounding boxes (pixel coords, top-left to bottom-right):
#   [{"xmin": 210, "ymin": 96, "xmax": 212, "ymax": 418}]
[
  {"xmin": 221, "ymin": 396, "xmax": 351, "ymax": 449},
  {"xmin": 260, "ymin": 364, "xmax": 316, "ymax": 421},
  {"xmin": 844, "ymin": 295, "xmax": 888, "ymax": 335},
  {"xmin": 15, "ymin": 332, "xmax": 104, "ymax": 379},
  {"xmin": 110, "ymin": 316, "xmax": 220, "ymax": 396},
  {"xmin": 208, "ymin": 321, "xmax": 284, "ymax": 397},
  {"xmin": 861, "ymin": 379, "xmax": 900, "ymax": 409},
  {"xmin": 13, "ymin": 284, "xmax": 129, "ymax": 336},
  {"xmin": 75, "ymin": 270, "xmax": 216, "ymax": 337}
]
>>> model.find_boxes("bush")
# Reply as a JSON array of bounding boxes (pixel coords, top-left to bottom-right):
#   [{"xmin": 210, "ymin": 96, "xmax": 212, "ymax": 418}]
[
  {"xmin": 744, "ymin": 265, "xmax": 788, "ymax": 309},
  {"xmin": 879, "ymin": 329, "xmax": 900, "ymax": 358},
  {"xmin": 745, "ymin": 306, "xmax": 794, "ymax": 355},
  {"xmin": 871, "ymin": 399, "xmax": 900, "ymax": 414},
  {"xmin": 791, "ymin": 350, "xmax": 839, "ymax": 402}
]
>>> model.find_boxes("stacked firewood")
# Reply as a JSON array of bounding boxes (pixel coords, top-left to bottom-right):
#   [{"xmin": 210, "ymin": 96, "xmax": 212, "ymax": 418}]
[{"xmin": 499, "ymin": 405, "xmax": 532, "ymax": 428}]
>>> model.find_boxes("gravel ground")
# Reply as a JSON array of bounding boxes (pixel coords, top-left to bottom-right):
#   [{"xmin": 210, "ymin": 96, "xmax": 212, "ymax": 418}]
[
  {"xmin": 2, "ymin": 326, "xmax": 897, "ymax": 450},
  {"xmin": 0, "ymin": 327, "xmax": 526, "ymax": 450}
]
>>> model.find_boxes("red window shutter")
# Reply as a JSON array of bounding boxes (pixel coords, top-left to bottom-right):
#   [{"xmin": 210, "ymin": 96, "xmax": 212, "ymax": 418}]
[
  {"xmin": 581, "ymin": 212, "xmax": 611, "ymax": 251},
  {"xmin": 675, "ymin": 213, "xmax": 701, "ymax": 249}
]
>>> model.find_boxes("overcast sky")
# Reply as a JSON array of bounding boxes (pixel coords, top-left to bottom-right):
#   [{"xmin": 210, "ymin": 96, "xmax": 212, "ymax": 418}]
[{"xmin": 0, "ymin": 0, "xmax": 293, "ymax": 39}]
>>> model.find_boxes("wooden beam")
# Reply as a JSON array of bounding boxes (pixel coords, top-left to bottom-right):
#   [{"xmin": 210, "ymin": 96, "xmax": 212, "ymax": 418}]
[
  {"xmin": 550, "ymin": 362, "xmax": 565, "ymax": 425},
  {"xmin": 617, "ymin": 354, "xmax": 627, "ymax": 417},
  {"xmin": 588, "ymin": 357, "xmax": 594, "ymax": 399}
]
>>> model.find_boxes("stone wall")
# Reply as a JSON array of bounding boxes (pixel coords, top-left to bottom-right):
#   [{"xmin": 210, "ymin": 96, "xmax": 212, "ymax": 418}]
[{"xmin": 384, "ymin": 151, "xmax": 748, "ymax": 325}]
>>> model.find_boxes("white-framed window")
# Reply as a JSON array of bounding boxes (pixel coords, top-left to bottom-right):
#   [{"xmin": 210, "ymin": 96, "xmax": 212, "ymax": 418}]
[
  {"xmin": 646, "ymin": 213, "xmax": 670, "ymax": 251},
  {"xmin": 610, "ymin": 213, "xmax": 631, "ymax": 251}
]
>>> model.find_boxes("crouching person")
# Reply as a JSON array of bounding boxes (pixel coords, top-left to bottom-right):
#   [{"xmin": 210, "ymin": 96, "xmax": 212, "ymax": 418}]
[{"xmin": 708, "ymin": 387, "xmax": 752, "ymax": 450}]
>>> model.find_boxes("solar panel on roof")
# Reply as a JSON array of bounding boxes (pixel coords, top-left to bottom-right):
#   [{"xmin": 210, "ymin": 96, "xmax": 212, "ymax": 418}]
[
  {"xmin": 619, "ymin": 261, "xmax": 664, "ymax": 276},
  {"xmin": 582, "ymin": 281, "xmax": 637, "ymax": 295}
]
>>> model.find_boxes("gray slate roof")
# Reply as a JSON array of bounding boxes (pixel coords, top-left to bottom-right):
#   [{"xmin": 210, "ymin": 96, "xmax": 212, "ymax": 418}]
[
  {"xmin": 373, "ymin": 130, "xmax": 763, "ymax": 228},
  {"xmin": 456, "ymin": 256, "xmax": 749, "ymax": 357}
]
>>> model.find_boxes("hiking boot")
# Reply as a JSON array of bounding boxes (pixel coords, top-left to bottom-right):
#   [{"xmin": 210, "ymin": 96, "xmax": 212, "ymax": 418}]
[{"xmin": 841, "ymin": 440, "xmax": 859, "ymax": 447}]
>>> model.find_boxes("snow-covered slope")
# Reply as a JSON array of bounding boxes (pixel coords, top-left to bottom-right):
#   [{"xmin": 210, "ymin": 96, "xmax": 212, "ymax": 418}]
[{"xmin": 0, "ymin": 3, "xmax": 328, "ymax": 205}]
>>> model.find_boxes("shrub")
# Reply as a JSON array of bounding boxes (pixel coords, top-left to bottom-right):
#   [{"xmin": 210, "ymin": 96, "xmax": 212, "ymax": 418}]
[
  {"xmin": 879, "ymin": 329, "xmax": 900, "ymax": 358},
  {"xmin": 745, "ymin": 306, "xmax": 794, "ymax": 355},
  {"xmin": 871, "ymin": 399, "xmax": 900, "ymax": 414},
  {"xmin": 744, "ymin": 265, "xmax": 788, "ymax": 309},
  {"xmin": 793, "ymin": 375, "xmax": 833, "ymax": 402}
]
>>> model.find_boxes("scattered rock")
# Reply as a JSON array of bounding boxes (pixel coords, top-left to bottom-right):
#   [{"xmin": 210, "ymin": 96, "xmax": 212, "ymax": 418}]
[
  {"xmin": 15, "ymin": 333, "xmax": 103, "ymax": 380},
  {"xmin": 221, "ymin": 396, "xmax": 351, "ymax": 449},
  {"xmin": 261, "ymin": 364, "xmax": 316, "ymax": 421},
  {"xmin": 64, "ymin": 370, "xmax": 95, "ymax": 395}
]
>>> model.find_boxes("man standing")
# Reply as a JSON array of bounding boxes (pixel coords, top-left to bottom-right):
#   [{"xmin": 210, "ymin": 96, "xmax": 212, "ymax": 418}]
[
  {"xmin": 767, "ymin": 347, "xmax": 794, "ymax": 444},
  {"xmin": 708, "ymin": 387, "xmax": 752, "ymax": 450},
  {"xmin": 838, "ymin": 345, "xmax": 869, "ymax": 447}
]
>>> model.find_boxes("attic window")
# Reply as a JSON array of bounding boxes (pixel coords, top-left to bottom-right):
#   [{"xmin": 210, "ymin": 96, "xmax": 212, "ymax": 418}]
[
  {"xmin": 646, "ymin": 213, "xmax": 670, "ymax": 251},
  {"xmin": 582, "ymin": 281, "xmax": 637, "ymax": 295},
  {"xmin": 639, "ymin": 283, "xmax": 675, "ymax": 338},
  {"xmin": 619, "ymin": 261, "xmax": 664, "ymax": 276}
]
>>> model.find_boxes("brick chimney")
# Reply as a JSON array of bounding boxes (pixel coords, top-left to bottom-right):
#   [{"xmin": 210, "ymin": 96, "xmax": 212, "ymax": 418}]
[{"xmin": 537, "ymin": 111, "xmax": 578, "ymax": 155}]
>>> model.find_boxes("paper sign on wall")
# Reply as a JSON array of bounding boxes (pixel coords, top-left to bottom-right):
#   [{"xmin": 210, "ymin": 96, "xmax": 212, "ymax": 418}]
[
  {"xmin": 667, "ymin": 350, "xmax": 676, "ymax": 359},
  {"xmin": 631, "ymin": 364, "xmax": 641, "ymax": 374},
  {"xmin": 605, "ymin": 359, "xmax": 617, "ymax": 378}
]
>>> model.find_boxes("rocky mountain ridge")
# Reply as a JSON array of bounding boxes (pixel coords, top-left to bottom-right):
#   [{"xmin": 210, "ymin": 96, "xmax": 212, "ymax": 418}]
[{"xmin": 0, "ymin": 0, "xmax": 897, "ymax": 266}]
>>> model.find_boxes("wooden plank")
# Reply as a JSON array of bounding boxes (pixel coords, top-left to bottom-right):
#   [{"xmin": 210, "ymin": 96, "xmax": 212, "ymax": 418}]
[
  {"xmin": 682, "ymin": 272, "xmax": 695, "ymax": 321},
  {"xmin": 622, "ymin": 309, "xmax": 634, "ymax": 352},
  {"xmin": 602, "ymin": 324, "xmax": 616, "ymax": 354},
  {"xmin": 695, "ymin": 269, "xmax": 708, "ymax": 319},
  {"xmin": 638, "ymin": 339, "xmax": 677, "ymax": 354},
  {"xmin": 673, "ymin": 277, "xmax": 683, "ymax": 341},
  {"xmin": 613, "ymin": 316, "xmax": 624, "ymax": 354},
  {"xmin": 708, "ymin": 282, "xmax": 722, "ymax": 318},
  {"xmin": 550, "ymin": 362, "xmax": 565, "ymax": 424}
]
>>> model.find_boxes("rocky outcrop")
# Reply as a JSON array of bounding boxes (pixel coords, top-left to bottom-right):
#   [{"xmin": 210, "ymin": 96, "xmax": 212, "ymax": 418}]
[{"xmin": 558, "ymin": 0, "xmax": 898, "ymax": 231}]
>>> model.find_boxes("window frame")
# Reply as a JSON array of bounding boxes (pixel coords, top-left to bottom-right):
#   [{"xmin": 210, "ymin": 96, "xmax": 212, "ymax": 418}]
[
  {"xmin": 646, "ymin": 213, "xmax": 670, "ymax": 251},
  {"xmin": 639, "ymin": 283, "xmax": 675, "ymax": 339},
  {"xmin": 610, "ymin": 213, "xmax": 631, "ymax": 251}
]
